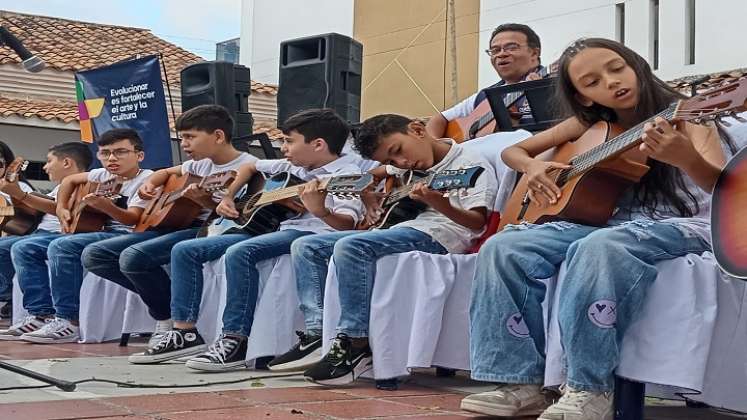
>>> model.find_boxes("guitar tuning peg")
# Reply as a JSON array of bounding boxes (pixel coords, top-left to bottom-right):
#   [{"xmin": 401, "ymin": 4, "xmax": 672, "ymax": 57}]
[{"xmin": 718, "ymin": 117, "xmax": 732, "ymax": 127}]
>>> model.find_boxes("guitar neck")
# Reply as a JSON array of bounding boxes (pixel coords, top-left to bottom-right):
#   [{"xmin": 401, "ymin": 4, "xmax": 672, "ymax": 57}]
[
  {"xmin": 558, "ymin": 104, "xmax": 677, "ymax": 184},
  {"xmin": 253, "ymin": 181, "xmax": 314, "ymax": 206},
  {"xmin": 382, "ymin": 174, "xmax": 435, "ymax": 207}
]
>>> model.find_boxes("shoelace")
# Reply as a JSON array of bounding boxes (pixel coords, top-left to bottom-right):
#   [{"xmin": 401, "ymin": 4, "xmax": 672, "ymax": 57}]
[
  {"xmin": 294, "ymin": 330, "xmax": 317, "ymax": 347},
  {"xmin": 37, "ymin": 318, "xmax": 68, "ymax": 334},
  {"xmin": 557, "ymin": 388, "xmax": 592, "ymax": 409},
  {"xmin": 151, "ymin": 330, "xmax": 184, "ymax": 352},
  {"xmin": 326, "ymin": 338, "xmax": 347, "ymax": 365},
  {"xmin": 205, "ymin": 337, "xmax": 238, "ymax": 364}
]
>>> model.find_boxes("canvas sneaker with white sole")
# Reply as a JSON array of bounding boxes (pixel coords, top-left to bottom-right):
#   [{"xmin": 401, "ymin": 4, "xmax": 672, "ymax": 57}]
[
  {"xmin": 460, "ymin": 383, "xmax": 552, "ymax": 417},
  {"xmin": 538, "ymin": 386, "xmax": 613, "ymax": 420},
  {"xmin": 128, "ymin": 328, "xmax": 207, "ymax": 364},
  {"xmin": 185, "ymin": 334, "xmax": 248, "ymax": 372}
]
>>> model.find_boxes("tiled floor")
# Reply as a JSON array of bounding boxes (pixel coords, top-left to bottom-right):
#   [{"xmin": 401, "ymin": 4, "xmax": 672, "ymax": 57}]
[{"xmin": 0, "ymin": 322, "xmax": 743, "ymax": 420}]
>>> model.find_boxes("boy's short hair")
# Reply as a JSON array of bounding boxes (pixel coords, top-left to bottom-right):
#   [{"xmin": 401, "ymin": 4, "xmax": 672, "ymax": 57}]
[
  {"xmin": 176, "ymin": 104, "xmax": 234, "ymax": 142},
  {"xmin": 48, "ymin": 142, "xmax": 93, "ymax": 170},
  {"xmin": 97, "ymin": 128, "xmax": 144, "ymax": 151},
  {"xmin": 281, "ymin": 108, "xmax": 349, "ymax": 156},
  {"xmin": 353, "ymin": 114, "xmax": 412, "ymax": 160}
]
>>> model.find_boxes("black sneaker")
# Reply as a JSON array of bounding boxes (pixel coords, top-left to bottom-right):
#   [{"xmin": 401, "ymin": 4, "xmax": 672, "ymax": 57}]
[
  {"xmin": 185, "ymin": 334, "xmax": 248, "ymax": 372},
  {"xmin": 0, "ymin": 300, "xmax": 11, "ymax": 319},
  {"xmin": 128, "ymin": 328, "xmax": 207, "ymax": 364},
  {"xmin": 303, "ymin": 333, "xmax": 373, "ymax": 386},
  {"xmin": 268, "ymin": 331, "xmax": 322, "ymax": 372}
]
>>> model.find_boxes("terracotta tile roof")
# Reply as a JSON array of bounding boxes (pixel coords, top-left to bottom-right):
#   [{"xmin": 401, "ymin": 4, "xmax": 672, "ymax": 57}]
[
  {"xmin": 252, "ymin": 120, "xmax": 285, "ymax": 140},
  {"xmin": 0, "ymin": 94, "xmax": 77, "ymax": 123},
  {"xmin": 0, "ymin": 10, "xmax": 278, "ymax": 95}
]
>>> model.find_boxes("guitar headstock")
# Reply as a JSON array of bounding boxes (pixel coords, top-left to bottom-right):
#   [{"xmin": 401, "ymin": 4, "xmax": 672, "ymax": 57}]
[
  {"xmin": 95, "ymin": 177, "xmax": 124, "ymax": 198},
  {"xmin": 325, "ymin": 174, "xmax": 375, "ymax": 198},
  {"xmin": 428, "ymin": 166, "xmax": 485, "ymax": 194},
  {"xmin": 675, "ymin": 78, "xmax": 747, "ymax": 124},
  {"xmin": 200, "ymin": 170, "xmax": 237, "ymax": 192},
  {"xmin": 4, "ymin": 157, "xmax": 29, "ymax": 183}
]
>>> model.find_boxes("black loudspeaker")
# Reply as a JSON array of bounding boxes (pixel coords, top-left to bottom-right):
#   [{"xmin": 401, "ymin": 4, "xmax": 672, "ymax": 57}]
[
  {"xmin": 277, "ymin": 33, "xmax": 362, "ymax": 125},
  {"xmin": 180, "ymin": 61, "xmax": 253, "ymax": 137}
]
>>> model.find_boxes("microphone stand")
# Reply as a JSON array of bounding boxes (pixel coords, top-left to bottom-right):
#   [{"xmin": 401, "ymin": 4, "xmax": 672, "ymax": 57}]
[{"xmin": 0, "ymin": 360, "xmax": 76, "ymax": 391}]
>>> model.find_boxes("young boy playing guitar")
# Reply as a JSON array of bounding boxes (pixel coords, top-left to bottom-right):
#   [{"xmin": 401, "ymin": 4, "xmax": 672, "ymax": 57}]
[
  {"xmin": 16, "ymin": 129, "xmax": 154, "ymax": 343},
  {"xmin": 82, "ymin": 105, "xmax": 257, "ymax": 343},
  {"xmin": 126, "ymin": 108, "xmax": 368, "ymax": 370},
  {"xmin": 0, "ymin": 142, "xmax": 92, "ymax": 340},
  {"xmin": 426, "ymin": 23, "xmax": 545, "ymax": 139}
]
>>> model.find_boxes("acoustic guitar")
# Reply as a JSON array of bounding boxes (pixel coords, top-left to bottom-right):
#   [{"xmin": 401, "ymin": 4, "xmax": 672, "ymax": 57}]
[
  {"xmin": 134, "ymin": 171, "xmax": 237, "ymax": 232},
  {"xmin": 0, "ymin": 157, "xmax": 49, "ymax": 236},
  {"xmin": 711, "ymin": 128, "xmax": 747, "ymax": 279},
  {"xmin": 500, "ymin": 78, "xmax": 747, "ymax": 230},
  {"xmin": 63, "ymin": 177, "xmax": 124, "ymax": 233},
  {"xmin": 200, "ymin": 172, "xmax": 375, "ymax": 237},
  {"xmin": 359, "ymin": 166, "xmax": 486, "ymax": 229},
  {"xmin": 445, "ymin": 65, "xmax": 554, "ymax": 142}
]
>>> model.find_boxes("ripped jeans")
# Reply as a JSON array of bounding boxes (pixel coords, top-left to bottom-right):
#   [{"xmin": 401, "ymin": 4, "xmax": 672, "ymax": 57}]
[{"xmin": 469, "ymin": 219, "xmax": 709, "ymax": 392}]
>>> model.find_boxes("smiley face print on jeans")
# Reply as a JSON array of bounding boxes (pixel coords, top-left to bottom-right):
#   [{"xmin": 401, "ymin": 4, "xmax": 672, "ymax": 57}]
[
  {"xmin": 588, "ymin": 299, "xmax": 617, "ymax": 329},
  {"xmin": 506, "ymin": 312, "xmax": 531, "ymax": 338}
]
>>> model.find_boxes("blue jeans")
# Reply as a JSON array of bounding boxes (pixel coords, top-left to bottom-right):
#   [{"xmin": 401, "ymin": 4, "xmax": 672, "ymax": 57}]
[
  {"xmin": 222, "ymin": 229, "xmax": 313, "ymax": 336},
  {"xmin": 323, "ymin": 227, "xmax": 447, "ymax": 338},
  {"xmin": 11, "ymin": 231, "xmax": 62, "ymax": 316},
  {"xmin": 47, "ymin": 231, "xmax": 124, "ymax": 321},
  {"xmin": 82, "ymin": 228, "xmax": 199, "ymax": 320},
  {"xmin": 469, "ymin": 220, "xmax": 709, "ymax": 391},
  {"xmin": 291, "ymin": 230, "xmax": 359, "ymax": 335},
  {"xmin": 0, "ymin": 235, "xmax": 24, "ymax": 301},
  {"xmin": 170, "ymin": 233, "xmax": 251, "ymax": 322}
]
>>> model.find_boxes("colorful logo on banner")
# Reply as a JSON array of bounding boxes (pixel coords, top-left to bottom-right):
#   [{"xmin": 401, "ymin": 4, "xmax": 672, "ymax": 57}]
[{"xmin": 74, "ymin": 55, "xmax": 172, "ymax": 169}]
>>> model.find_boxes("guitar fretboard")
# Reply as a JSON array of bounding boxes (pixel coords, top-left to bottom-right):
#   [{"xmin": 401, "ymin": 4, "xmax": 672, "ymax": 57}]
[{"xmin": 557, "ymin": 103, "xmax": 678, "ymax": 185}]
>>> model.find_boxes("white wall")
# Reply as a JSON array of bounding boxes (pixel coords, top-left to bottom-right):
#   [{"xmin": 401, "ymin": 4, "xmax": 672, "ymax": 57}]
[
  {"xmin": 240, "ymin": 0, "xmax": 355, "ymax": 84},
  {"xmin": 478, "ymin": 0, "xmax": 747, "ymax": 86}
]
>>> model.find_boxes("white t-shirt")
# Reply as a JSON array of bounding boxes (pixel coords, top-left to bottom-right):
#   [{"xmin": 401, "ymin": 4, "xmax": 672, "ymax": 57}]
[
  {"xmin": 87, "ymin": 168, "xmax": 154, "ymax": 232},
  {"xmin": 392, "ymin": 139, "xmax": 498, "ymax": 253},
  {"xmin": 254, "ymin": 153, "xmax": 366, "ymax": 234},
  {"xmin": 36, "ymin": 185, "xmax": 61, "ymax": 233},
  {"xmin": 181, "ymin": 152, "xmax": 259, "ymax": 221}
]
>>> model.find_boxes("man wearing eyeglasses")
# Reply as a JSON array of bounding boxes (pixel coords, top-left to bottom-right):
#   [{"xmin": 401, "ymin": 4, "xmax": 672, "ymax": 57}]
[{"xmin": 426, "ymin": 23, "xmax": 544, "ymax": 138}]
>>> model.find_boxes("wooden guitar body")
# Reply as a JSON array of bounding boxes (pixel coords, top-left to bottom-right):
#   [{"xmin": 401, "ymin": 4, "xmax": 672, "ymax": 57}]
[
  {"xmin": 363, "ymin": 172, "xmax": 427, "ymax": 230},
  {"xmin": 499, "ymin": 121, "xmax": 651, "ymax": 229},
  {"xmin": 135, "ymin": 174, "xmax": 203, "ymax": 232},
  {"xmin": 2, "ymin": 195, "xmax": 49, "ymax": 236},
  {"xmin": 203, "ymin": 172, "xmax": 306, "ymax": 237},
  {"xmin": 0, "ymin": 194, "xmax": 13, "ymax": 228},
  {"xmin": 66, "ymin": 182, "xmax": 109, "ymax": 233},
  {"xmin": 711, "ymin": 146, "xmax": 747, "ymax": 279},
  {"xmin": 445, "ymin": 100, "xmax": 497, "ymax": 142}
]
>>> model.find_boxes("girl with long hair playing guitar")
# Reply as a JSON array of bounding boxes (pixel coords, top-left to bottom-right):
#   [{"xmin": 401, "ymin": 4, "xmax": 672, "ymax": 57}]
[{"xmin": 462, "ymin": 38, "xmax": 733, "ymax": 420}]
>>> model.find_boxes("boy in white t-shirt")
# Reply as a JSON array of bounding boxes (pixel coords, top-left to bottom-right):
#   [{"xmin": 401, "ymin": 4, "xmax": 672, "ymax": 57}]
[
  {"xmin": 127, "ymin": 108, "xmax": 367, "ymax": 370},
  {"xmin": 7, "ymin": 129, "xmax": 154, "ymax": 344},
  {"xmin": 0, "ymin": 142, "xmax": 93, "ymax": 340},
  {"xmin": 286, "ymin": 114, "xmax": 496, "ymax": 385},
  {"xmin": 82, "ymin": 105, "xmax": 257, "ymax": 339}
]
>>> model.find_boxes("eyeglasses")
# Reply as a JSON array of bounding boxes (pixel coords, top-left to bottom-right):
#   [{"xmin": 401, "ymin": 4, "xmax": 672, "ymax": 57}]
[
  {"xmin": 485, "ymin": 43, "xmax": 524, "ymax": 57},
  {"xmin": 97, "ymin": 149, "xmax": 138, "ymax": 159}
]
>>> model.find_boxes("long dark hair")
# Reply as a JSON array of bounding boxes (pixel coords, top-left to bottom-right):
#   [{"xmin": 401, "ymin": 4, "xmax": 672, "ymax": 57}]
[
  {"xmin": 554, "ymin": 38, "xmax": 700, "ymax": 218},
  {"xmin": 0, "ymin": 140, "xmax": 30, "ymax": 185}
]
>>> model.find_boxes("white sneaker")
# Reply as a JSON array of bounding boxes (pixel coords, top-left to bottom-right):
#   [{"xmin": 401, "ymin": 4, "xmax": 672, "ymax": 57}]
[
  {"xmin": 21, "ymin": 318, "xmax": 80, "ymax": 344},
  {"xmin": 0, "ymin": 315, "xmax": 49, "ymax": 340},
  {"xmin": 460, "ymin": 383, "xmax": 551, "ymax": 417},
  {"xmin": 539, "ymin": 386, "xmax": 613, "ymax": 420},
  {"xmin": 149, "ymin": 319, "xmax": 174, "ymax": 347}
]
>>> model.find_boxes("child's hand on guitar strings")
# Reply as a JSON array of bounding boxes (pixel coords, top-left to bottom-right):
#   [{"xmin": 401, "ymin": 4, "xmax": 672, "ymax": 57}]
[
  {"xmin": 298, "ymin": 180, "xmax": 329, "ymax": 218},
  {"xmin": 640, "ymin": 117, "xmax": 699, "ymax": 169},
  {"xmin": 56, "ymin": 207, "xmax": 72, "ymax": 233},
  {"xmin": 361, "ymin": 187, "xmax": 385, "ymax": 225},
  {"xmin": 216, "ymin": 198, "xmax": 240, "ymax": 219},
  {"xmin": 138, "ymin": 182, "xmax": 158, "ymax": 200},
  {"xmin": 81, "ymin": 193, "xmax": 114, "ymax": 211},
  {"xmin": 409, "ymin": 182, "xmax": 449, "ymax": 208},
  {"xmin": 524, "ymin": 159, "xmax": 569, "ymax": 207},
  {"xmin": 182, "ymin": 184, "xmax": 212, "ymax": 204}
]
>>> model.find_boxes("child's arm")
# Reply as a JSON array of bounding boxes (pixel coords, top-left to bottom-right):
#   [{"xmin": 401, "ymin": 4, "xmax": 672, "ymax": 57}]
[
  {"xmin": 0, "ymin": 179, "xmax": 56, "ymax": 214},
  {"xmin": 299, "ymin": 179, "xmax": 356, "ymax": 230},
  {"xmin": 641, "ymin": 118, "xmax": 725, "ymax": 192},
  {"xmin": 409, "ymin": 183, "xmax": 488, "ymax": 230},
  {"xmin": 138, "ymin": 165, "xmax": 182, "ymax": 200},
  {"xmin": 501, "ymin": 117, "xmax": 586, "ymax": 206}
]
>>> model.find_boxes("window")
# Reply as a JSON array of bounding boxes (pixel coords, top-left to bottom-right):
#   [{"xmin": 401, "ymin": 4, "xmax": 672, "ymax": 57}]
[
  {"xmin": 686, "ymin": 0, "xmax": 696, "ymax": 64},
  {"xmin": 616, "ymin": 3, "xmax": 626, "ymax": 44},
  {"xmin": 650, "ymin": 0, "xmax": 660, "ymax": 70}
]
